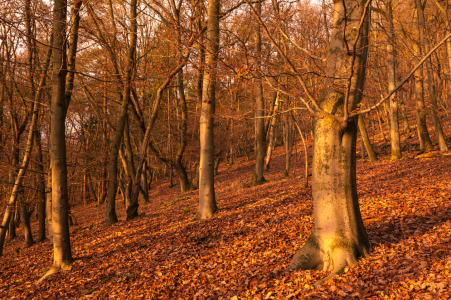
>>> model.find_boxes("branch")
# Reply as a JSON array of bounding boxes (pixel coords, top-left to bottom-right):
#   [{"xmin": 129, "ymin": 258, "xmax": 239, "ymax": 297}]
[
  {"xmin": 351, "ymin": 31, "xmax": 451, "ymax": 117},
  {"xmin": 279, "ymin": 29, "xmax": 326, "ymax": 61},
  {"xmin": 343, "ymin": 0, "xmax": 372, "ymax": 122}
]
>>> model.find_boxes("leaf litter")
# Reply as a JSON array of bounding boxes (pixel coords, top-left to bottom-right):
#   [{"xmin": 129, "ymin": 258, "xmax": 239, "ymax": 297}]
[{"xmin": 1, "ymin": 145, "xmax": 451, "ymax": 299}]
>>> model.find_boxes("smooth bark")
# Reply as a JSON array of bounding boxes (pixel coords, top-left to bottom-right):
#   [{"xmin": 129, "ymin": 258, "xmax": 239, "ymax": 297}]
[
  {"xmin": 289, "ymin": 0, "xmax": 371, "ymax": 285},
  {"xmin": 416, "ymin": 0, "xmax": 448, "ymax": 151},
  {"xmin": 252, "ymin": 1, "xmax": 266, "ymax": 186},
  {"xmin": 386, "ymin": 1, "xmax": 401, "ymax": 160},
  {"xmin": 357, "ymin": 115, "xmax": 377, "ymax": 162},
  {"xmin": 413, "ymin": 42, "xmax": 434, "ymax": 152},
  {"xmin": 195, "ymin": 0, "xmax": 220, "ymax": 220},
  {"xmin": 49, "ymin": 0, "xmax": 72, "ymax": 272}
]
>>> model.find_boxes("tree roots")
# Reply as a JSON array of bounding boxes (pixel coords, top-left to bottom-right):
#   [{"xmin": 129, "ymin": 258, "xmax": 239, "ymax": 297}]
[
  {"xmin": 36, "ymin": 263, "xmax": 71, "ymax": 284},
  {"xmin": 289, "ymin": 235, "xmax": 362, "ymax": 286}
]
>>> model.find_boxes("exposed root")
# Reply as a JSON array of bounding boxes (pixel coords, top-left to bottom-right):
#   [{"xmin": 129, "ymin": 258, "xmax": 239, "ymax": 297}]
[
  {"xmin": 314, "ymin": 266, "xmax": 341, "ymax": 287},
  {"xmin": 36, "ymin": 263, "xmax": 71, "ymax": 284},
  {"xmin": 290, "ymin": 235, "xmax": 364, "ymax": 286}
]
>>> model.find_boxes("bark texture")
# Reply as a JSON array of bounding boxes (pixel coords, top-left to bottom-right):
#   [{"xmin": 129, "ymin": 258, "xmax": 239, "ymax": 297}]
[
  {"xmin": 413, "ymin": 42, "xmax": 434, "ymax": 152},
  {"xmin": 49, "ymin": 0, "xmax": 72, "ymax": 270},
  {"xmin": 386, "ymin": 1, "xmax": 401, "ymax": 160},
  {"xmin": 415, "ymin": 0, "xmax": 448, "ymax": 151},
  {"xmin": 252, "ymin": 1, "xmax": 266, "ymax": 186},
  {"xmin": 195, "ymin": 0, "xmax": 220, "ymax": 220},
  {"xmin": 289, "ymin": 0, "xmax": 371, "ymax": 285},
  {"xmin": 357, "ymin": 115, "xmax": 377, "ymax": 162}
]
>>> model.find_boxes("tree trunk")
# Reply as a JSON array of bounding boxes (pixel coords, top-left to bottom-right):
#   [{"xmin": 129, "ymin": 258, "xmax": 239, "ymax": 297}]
[
  {"xmin": 376, "ymin": 108, "xmax": 387, "ymax": 143},
  {"xmin": 413, "ymin": 42, "xmax": 434, "ymax": 152},
  {"xmin": 0, "ymin": 51, "xmax": 49, "ymax": 254},
  {"xmin": 49, "ymin": 0, "xmax": 72, "ymax": 272},
  {"xmin": 140, "ymin": 160, "xmax": 150, "ymax": 203},
  {"xmin": 34, "ymin": 129, "xmax": 46, "ymax": 242},
  {"xmin": 0, "ymin": 28, "xmax": 52, "ymax": 255},
  {"xmin": 264, "ymin": 91, "xmax": 280, "ymax": 170},
  {"xmin": 416, "ymin": 0, "xmax": 448, "ymax": 151},
  {"xmin": 357, "ymin": 115, "xmax": 377, "ymax": 162},
  {"xmin": 252, "ymin": 0, "xmax": 266, "ymax": 186},
  {"xmin": 284, "ymin": 101, "xmax": 292, "ymax": 177},
  {"xmin": 386, "ymin": 1, "xmax": 402, "ymax": 160},
  {"xmin": 46, "ymin": 169, "xmax": 53, "ymax": 245},
  {"xmin": 399, "ymin": 92, "xmax": 410, "ymax": 134},
  {"xmin": 289, "ymin": 0, "xmax": 370, "ymax": 285},
  {"xmin": 291, "ymin": 113, "xmax": 309, "ymax": 188},
  {"xmin": 195, "ymin": 0, "xmax": 220, "ymax": 220},
  {"xmin": 19, "ymin": 197, "xmax": 33, "ymax": 247},
  {"xmin": 214, "ymin": 156, "xmax": 221, "ymax": 176}
]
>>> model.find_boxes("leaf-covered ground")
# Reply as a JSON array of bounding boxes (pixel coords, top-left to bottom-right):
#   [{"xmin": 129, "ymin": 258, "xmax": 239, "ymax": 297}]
[{"xmin": 2, "ymin": 131, "xmax": 451, "ymax": 299}]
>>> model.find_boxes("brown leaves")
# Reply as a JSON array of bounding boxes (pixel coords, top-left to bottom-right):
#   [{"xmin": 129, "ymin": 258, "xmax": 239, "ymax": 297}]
[{"xmin": 2, "ymin": 145, "xmax": 451, "ymax": 298}]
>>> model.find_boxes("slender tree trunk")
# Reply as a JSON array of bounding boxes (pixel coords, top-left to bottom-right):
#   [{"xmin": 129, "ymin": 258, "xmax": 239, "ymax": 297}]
[
  {"xmin": 413, "ymin": 42, "xmax": 434, "ymax": 152},
  {"xmin": 284, "ymin": 101, "xmax": 292, "ymax": 177},
  {"xmin": 252, "ymin": 0, "xmax": 266, "ymax": 186},
  {"xmin": 106, "ymin": 0, "xmax": 137, "ymax": 223},
  {"xmin": 376, "ymin": 108, "xmax": 387, "ymax": 143},
  {"xmin": 173, "ymin": 10, "xmax": 191, "ymax": 193},
  {"xmin": 19, "ymin": 196, "xmax": 33, "ymax": 247},
  {"xmin": 46, "ymin": 168, "xmax": 53, "ymax": 244},
  {"xmin": 195, "ymin": 0, "xmax": 220, "ymax": 220},
  {"xmin": 399, "ymin": 92, "xmax": 410, "ymax": 134},
  {"xmin": 105, "ymin": 106, "xmax": 127, "ymax": 225},
  {"xmin": 214, "ymin": 156, "xmax": 221, "ymax": 175},
  {"xmin": 34, "ymin": 130, "xmax": 46, "ymax": 242},
  {"xmin": 358, "ymin": 115, "xmax": 377, "ymax": 162},
  {"xmin": 264, "ymin": 91, "xmax": 280, "ymax": 170},
  {"xmin": 140, "ymin": 160, "xmax": 150, "ymax": 203},
  {"xmin": 291, "ymin": 113, "xmax": 308, "ymax": 188},
  {"xmin": 101, "ymin": 69, "xmax": 108, "ymax": 204},
  {"xmin": 0, "ymin": 31, "xmax": 52, "ymax": 255},
  {"xmin": 0, "ymin": 57, "xmax": 48, "ymax": 254},
  {"xmin": 416, "ymin": 0, "xmax": 448, "ymax": 151},
  {"xmin": 386, "ymin": 1, "xmax": 402, "ymax": 160},
  {"xmin": 48, "ymin": 0, "xmax": 72, "ymax": 272},
  {"xmin": 290, "ymin": 0, "xmax": 370, "ymax": 285}
]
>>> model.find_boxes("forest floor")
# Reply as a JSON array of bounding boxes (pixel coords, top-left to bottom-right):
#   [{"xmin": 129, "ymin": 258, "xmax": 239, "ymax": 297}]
[{"xmin": 2, "ymin": 123, "xmax": 451, "ymax": 299}]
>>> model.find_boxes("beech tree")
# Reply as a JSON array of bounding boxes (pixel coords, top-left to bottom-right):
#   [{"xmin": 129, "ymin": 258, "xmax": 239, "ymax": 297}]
[{"xmin": 285, "ymin": 0, "xmax": 371, "ymax": 283}]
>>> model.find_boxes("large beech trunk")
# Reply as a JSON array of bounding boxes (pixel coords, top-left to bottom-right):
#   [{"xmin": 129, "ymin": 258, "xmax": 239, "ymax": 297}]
[
  {"xmin": 195, "ymin": 0, "xmax": 220, "ymax": 220},
  {"xmin": 289, "ymin": 0, "xmax": 370, "ymax": 284},
  {"xmin": 49, "ymin": 0, "xmax": 72, "ymax": 271}
]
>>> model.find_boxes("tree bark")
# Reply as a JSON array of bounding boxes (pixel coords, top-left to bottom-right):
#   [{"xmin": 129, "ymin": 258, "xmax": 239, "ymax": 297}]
[
  {"xmin": 415, "ymin": 0, "xmax": 448, "ymax": 151},
  {"xmin": 49, "ymin": 0, "xmax": 72, "ymax": 272},
  {"xmin": 252, "ymin": 0, "xmax": 266, "ymax": 186},
  {"xmin": 399, "ymin": 91, "xmax": 410, "ymax": 134},
  {"xmin": 46, "ymin": 169, "xmax": 53, "ymax": 245},
  {"xmin": 264, "ymin": 91, "xmax": 280, "ymax": 170},
  {"xmin": 289, "ymin": 0, "xmax": 371, "ymax": 285},
  {"xmin": 284, "ymin": 101, "xmax": 292, "ymax": 177},
  {"xmin": 358, "ymin": 115, "xmax": 377, "ymax": 162},
  {"xmin": 34, "ymin": 130, "xmax": 46, "ymax": 242},
  {"xmin": 195, "ymin": 0, "xmax": 220, "ymax": 220},
  {"xmin": 0, "ymin": 29, "xmax": 52, "ymax": 255},
  {"xmin": 413, "ymin": 41, "xmax": 434, "ymax": 152},
  {"xmin": 386, "ymin": 0, "xmax": 401, "ymax": 160},
  {"xmin": 20, "ymin": 197, "xmax": 33, "ymax": 247}
]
